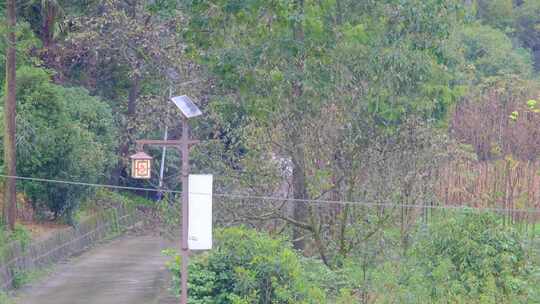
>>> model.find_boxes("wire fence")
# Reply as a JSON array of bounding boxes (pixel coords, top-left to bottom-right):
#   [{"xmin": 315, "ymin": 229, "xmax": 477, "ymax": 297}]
[{"xmin": 0, "ymin": 204, "xmax": 142, "ymax": 291}]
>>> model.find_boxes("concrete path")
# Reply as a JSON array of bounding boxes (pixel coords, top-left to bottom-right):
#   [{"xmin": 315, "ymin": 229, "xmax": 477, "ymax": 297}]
[{"xmin": 14, "ymin": 234, "xmax": 176, "ymax": 304}]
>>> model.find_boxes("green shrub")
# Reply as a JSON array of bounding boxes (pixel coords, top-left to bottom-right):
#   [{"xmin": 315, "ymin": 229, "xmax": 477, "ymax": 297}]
[
  {"xmin": 166, "ymin": 227, "xmax": 326, "ymax": 304},
  {"xmin": 9, "ymin": 224, "xmax": 31, "ymax": 251},
  {"xmin": 370, "ymin": 211, "xmax": 539, "ymax": 303},
  {"xmin": 10, "ymin": 269, "xmax": 29, "ymax": 289},
  {"xmin": 92, "ymin": 189, "xmax": 154, "ymax": 210},
  {"xmin": 0, "ymin": 67, "xmax": 118, "ymax": 223},
  {"xmin": 0, "ymin": 291, "xmax": 12, "ymax": 304},
  {"xmin": 0, "ymin": 224, "xmax": 31, "ymax": 261}
]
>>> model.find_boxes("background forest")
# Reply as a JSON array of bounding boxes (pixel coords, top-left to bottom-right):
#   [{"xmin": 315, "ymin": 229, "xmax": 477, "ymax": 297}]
[{"xmin": 1, "ymin": 0, "xmax": 540, "ymax": 303}]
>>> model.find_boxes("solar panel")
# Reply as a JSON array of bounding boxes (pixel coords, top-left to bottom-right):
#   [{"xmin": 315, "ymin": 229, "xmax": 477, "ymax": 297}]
[{"xmin": 171, "ymin": 95, "xmax": 202, "ymax": 118}]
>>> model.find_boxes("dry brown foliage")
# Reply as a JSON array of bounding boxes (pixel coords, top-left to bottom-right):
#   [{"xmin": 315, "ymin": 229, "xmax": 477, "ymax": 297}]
[
  {"xmin": 450, "ymin": 77, "xmax": 540, "ymax": 161},
  {"xmin": 437, "ymin": 158, "xmax": 540, "ymax": 220},
  {"xmin": 445, "ymin": 77, "xmax": 540, "ymax": 220}
]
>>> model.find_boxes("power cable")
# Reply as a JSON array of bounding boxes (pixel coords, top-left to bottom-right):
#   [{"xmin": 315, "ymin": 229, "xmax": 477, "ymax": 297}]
[
  {"xmin": 2, "ymin": 174, "xmax": 540, "ymax": 214},
  {"xmin": 0, "ymin": 174, "xmax": 182, "ymax": 194}
]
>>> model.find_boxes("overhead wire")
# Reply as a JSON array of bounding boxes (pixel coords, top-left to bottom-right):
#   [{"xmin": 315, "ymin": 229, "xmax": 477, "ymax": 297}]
[
  {"xmin": 2, "ymin": 174, "xmax": 540, "ymax": 214},
  {"xmin": 0, "ymin": 174, "xmax": 182, "ymax": 194}
]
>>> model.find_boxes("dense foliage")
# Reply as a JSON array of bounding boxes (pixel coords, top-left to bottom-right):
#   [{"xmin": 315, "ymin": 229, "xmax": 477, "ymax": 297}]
[
  {"xmin": 1, "ymin": 0, "xmax": 540, "ymax": 302},
  {"xmin": 168, "ymin": 213, "xmax": 540, "ymax": 303},
  {"xmin": 370, "ymin": 211, "xmax": 539, "ymax": 303},
  {"xmin": 1, "ymin": 66, "xmax": 117, "ymax": 222},
  {"xmin": 0, "ymin": 0, "xmax": 538, "ymax": 221},
  {"xmin": 166, "ymin": 227, "xmax": 326, "ymax": 304}
]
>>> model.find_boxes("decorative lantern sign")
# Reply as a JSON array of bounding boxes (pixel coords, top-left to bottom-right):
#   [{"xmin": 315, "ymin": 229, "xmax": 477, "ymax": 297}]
[{"xmin": 130, "ymin": 151, "xmax": 153, "ymax": 179}]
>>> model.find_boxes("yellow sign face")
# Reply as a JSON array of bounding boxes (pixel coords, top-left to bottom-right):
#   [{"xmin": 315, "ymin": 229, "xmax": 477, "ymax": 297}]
[{"xmin": 132, "ymin": 159, "xmax": 151, "ymax": 179}]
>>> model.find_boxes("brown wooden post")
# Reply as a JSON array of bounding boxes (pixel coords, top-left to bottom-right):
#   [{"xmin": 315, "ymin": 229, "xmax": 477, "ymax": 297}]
[
  {"xmin": 4, "ymin": 0, "xmax": 17, "ymax": 230},
  {"xmin": 132, "ymin": 95, "xmax": 201, "ymax": 304}
]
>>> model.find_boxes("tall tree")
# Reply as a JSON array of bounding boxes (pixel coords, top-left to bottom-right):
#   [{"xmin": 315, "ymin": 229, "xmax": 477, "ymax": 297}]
[
  {"xmin": 515, "ymin": 0, "xmax": 540, "ymax": 70},
  {"xmin": 64, "ymin": 0, "xmax": 184, "ymax": 185},
  {"xmin": 183, "ymin": 0, "xmax": 463, "ymax": 256},
  {"xmin": 40, "ymin": 0, "xmax": 62, "ymax": 49},
  {"xmin": 3, "ymin": 0, "xmax": 17, "ymax": 230}
]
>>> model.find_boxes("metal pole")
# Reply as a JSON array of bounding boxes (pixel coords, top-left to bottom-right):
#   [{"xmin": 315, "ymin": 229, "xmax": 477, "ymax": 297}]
[
  {"xmin": 180, "ymin": 118, "xmax": 190, "ymax": 304},
  {"xmin": 158, "ymin": 125, "xmax": 168, "ymax": 197},
  {"xmin": 158, "ymin": 87, "xmax": 172, "ymax": 200}
]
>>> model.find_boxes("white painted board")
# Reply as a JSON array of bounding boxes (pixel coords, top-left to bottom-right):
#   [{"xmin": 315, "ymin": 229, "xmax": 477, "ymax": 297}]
[{"xmin": 188, "ymin": 174, "xmax": 213, "ymax": 250}]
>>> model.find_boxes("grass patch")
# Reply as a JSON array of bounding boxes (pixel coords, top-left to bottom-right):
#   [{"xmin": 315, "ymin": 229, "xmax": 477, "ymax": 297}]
[
  {"xmin": 0, "ymin": 224, "xmax": 32, "ymax": 262},
  {"xmin": 533, "ymin": 222, "xmax": 540, "ymax": 235},
  {"xmin": 0, "ymin": 291, "xmax": 12, "ymax": 304},
  {"xmin": 9, "ymin": 262, "xmax": 57, "ymax": 291},
  {"xmin": 92, "ymin": 189, "xmax": 154, "ymax": 210}
]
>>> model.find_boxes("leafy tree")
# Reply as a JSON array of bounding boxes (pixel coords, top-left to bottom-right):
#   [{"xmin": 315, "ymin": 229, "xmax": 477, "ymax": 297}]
[
  {"xmin": 63, "ymin": 0, "xmax": 187, "ymax": 185},
  {"xmin": 15, "ymin": 0, "xmax": 101, "ymax": 48},
  {"xmin": 452, "ymin": 23, "xmax": 532, "ymax": 83},
  {"xmin": 0, "ymin": 66, "xmax": 117, "ymax": 222},
  {"xmin": 183, "ymin": 0, "xmax": 464, "ymax": 252},
  {"xmin": 0, "ymin": 20, "xmax": 40, "ymax": 85},
  {"xmin": 476, "ymin": 0, "xmax": 515, "ymax": 31},
  {"xmin": 515, "ymin": 0, "xmax": 540, "ymax": 70}
]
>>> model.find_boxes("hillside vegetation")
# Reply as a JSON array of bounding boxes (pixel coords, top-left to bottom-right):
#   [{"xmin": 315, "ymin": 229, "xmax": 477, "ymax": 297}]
[{"xmin": 0, "ymin": 0, "xmax": 540, "ymax": 303}]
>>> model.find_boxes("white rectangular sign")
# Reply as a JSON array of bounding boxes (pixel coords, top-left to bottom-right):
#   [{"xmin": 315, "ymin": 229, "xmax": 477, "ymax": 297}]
[{"xmin": 188, "ymin": 174, "xmax": 213, "ymax": 250}]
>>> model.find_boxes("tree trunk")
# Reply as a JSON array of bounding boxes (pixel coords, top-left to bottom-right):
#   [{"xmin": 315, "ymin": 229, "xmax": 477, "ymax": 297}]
[
  {"xmin": 111, "ymin": 75, "xmax": 141, "ymax": 185},
  {"xmin": 290, "ymin": 0, "xmax": 307, "ymax": 251},
  {"xmin": 292, "ymin": 145, "xmax": 308, "ymax": 250},
  {"xmin": 335, "ymin": 0, "xmax": 343, "ymax": 25},
  {"xmin": 3, "ymin": 0, "xmax": 17, "ymax": 231},
  {"xmin": 42, "ymin": 4, "xmax": 56, "ymax": 50}
]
